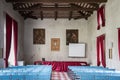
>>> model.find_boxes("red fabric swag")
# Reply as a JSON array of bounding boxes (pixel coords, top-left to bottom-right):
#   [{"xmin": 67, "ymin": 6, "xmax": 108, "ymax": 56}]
[
  {"xmin": 99, "ymin": 6, "xmax": 105, "ymax": 27},
  {"xmin": 97, "ymin": 10, "xmax": 100, "ymax": 30},
  {"xmin": 97, "ymin": 5, "xmax": 105, "ymax": 30}
]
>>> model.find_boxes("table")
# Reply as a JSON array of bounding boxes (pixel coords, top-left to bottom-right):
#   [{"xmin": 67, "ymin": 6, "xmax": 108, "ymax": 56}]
[{"xmin": 34, "ymin": 61, "xmax": 88, "ymax": 72}]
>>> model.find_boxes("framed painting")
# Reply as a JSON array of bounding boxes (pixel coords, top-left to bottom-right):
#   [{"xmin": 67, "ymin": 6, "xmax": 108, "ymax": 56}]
[
  {"xmin": 33, "ymin": 29, "xmax": 45, "ymax": 44},
  {"xmin": 51, "ymin": 38, "xmax": 60, "ymax": 51},
  {"xmin": 109, "ymin": 49, "xmax": 112, "ymax": 59},
  {"xmin": 66, "ymin": 29, "xmax": 78, "ymax": 45}
]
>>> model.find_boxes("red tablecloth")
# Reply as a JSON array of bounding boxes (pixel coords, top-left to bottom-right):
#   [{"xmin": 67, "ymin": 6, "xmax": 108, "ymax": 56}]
[{"xmin": 34, "ymin": 61, "xmax": 87, "ymax": 72}]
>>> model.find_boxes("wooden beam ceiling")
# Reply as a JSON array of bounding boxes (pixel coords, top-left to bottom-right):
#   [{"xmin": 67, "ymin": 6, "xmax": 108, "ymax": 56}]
[
  {"xmin": 6, "ymin": 0, "xmax": 107, "ymax": 3},
  {"xmin": 6, "ymin": 0, "xmax": 107, "ymax": 20},
  {"xmin": 14, "ymin": 6, "xmax": 98, "ymax": 11}
]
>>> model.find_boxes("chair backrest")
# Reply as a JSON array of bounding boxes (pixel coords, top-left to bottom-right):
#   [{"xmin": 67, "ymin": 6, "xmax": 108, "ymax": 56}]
[{"xmin": 42, "ymin": 58, "xmax": 45, "ymax": 61}]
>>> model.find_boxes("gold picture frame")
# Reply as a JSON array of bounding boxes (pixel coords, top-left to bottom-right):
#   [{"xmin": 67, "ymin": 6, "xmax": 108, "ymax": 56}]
[
  {"xmin": 66, "ymin": 29, "xmax": 78, "ymax": 45},
  {"xmin": 109, "ymin": 49, "xmax": 112, "ymax": 59},
  {"xmin": 33, "ymin": 29, "xmax": 45, "ymax": 44},
  {"xmin": 51, "ymin": 38, "xmax": 60, "ymax": 51}
]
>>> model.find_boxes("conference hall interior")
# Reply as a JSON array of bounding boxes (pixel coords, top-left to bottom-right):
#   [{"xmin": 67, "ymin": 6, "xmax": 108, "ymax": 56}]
[{"xmin": 0, "ymin": 0, "xmax": 120, "ymax": 80}]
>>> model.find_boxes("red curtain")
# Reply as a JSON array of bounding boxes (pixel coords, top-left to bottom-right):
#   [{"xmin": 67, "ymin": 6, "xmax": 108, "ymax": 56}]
[
  {"xmin": 96, "ymin": 34, "xmax": 106, "ymax": 67},
  {"xmin": 13, "ymin": 20, "xmax": 18, "ymax": 66},
  {"xmin": 97, "ymin": 5, "xmax": 105, "ymax": 30},
  {"xmin": 100, "ymin": 6, "xmax": 105, "ymax": 27},
  {"xmin": 97, "ymin": 37, "xmax": 100, "ymax": 66},
  {"xmin": 97, "ymin": 10, "xmax": 100, "ymax": 30},
  {"xmin": 5, "ymin": 14, "xmax": 12, "ymax": 67},
  {"xmin": 100, "ymin": 35, "xmax": 106, "ymax": 67},
  {"xmin": 118, "ymin": 28, "xmax": 120, "ymax": 60}
]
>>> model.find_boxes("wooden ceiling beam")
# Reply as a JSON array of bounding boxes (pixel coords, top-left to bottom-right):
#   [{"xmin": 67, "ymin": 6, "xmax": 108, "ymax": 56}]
[
  {"xmin": 6, "ymin": 0, "xmax": 107, "ymax": 3},
  {"xmin": 25, "ymin": 16, "xmax": 38, "ymax": 19},
  {"xmin": 30, "ymin": 15, "xmax": 88, "ymax": 19},
  {"xmin": 88, "ymin": 3, "xmax": 99, "ymax": 8},
  {"xmin": 78, "ymin": 11, "xmax": 88, "ymax": 20},
  {"xmin": 13, "ymin": 3, "xmax": 25, "ymax": 8},
  {"xmin": 69, "ymin": 11, "xmax": 72, "ymax": 20},
  {"xmin": 54, "ymin": 3, "xmax": 58, "ymax": 20},
  {"xmin": 55, "ymin": 11, "xmax": 58, "ymax": 20},
  {"xmin": 15, "ymin": 6, "xmax": 98, "ymax": 11},
  {"xmin": 71, "ymin": 4, "xmax": 93, "ymax": 16},
  {"xmin": 74, "ymin": 15, "xmax": 90, "ymax": 20},
  {"xmin": 40, "ymin": 11, "xmax": 43, "ymax": 20},
  {"xmin": 19, "ymin": 11, "xmax": 38, "ymax": 19}
]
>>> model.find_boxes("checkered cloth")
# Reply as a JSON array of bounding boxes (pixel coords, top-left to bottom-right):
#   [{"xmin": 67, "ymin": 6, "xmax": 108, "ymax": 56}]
[{"xmin": 51, "ymin": 72, "xmax": 71, "ymax": 80}]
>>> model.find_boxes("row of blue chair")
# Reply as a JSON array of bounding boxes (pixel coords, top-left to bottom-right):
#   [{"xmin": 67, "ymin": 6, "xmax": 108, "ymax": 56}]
[
  {"xmin": 0, "ymin": 65, "xmax": 52, "ymax": 80},
  {"xmin": 68, "ymin": 66, "xmax": 120, "ymax": 80}
]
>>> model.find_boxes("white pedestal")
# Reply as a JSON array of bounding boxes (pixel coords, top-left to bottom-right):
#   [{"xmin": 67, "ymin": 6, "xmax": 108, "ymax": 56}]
[
  {"xmin": 17, "ymin": 61, "xmax": 24, "ymax": 66},
  {"xmin": 0, "ymin": 59, "xmax": 4, "ymax": 68}
]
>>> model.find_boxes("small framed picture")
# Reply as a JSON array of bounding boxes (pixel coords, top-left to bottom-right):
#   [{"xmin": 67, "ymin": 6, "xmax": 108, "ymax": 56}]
[{"xmin": 51, "ymin": 38, "xmax": 60, "ymax": 51}]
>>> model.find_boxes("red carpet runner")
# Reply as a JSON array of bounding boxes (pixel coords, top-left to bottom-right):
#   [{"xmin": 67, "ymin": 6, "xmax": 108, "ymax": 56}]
[{"xmin": 51, "ymin": 71, "xmax": 71, "ymax": 80}]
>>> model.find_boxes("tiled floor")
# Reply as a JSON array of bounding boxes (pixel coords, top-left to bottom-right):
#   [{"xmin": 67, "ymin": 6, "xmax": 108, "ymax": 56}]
[{"xmin": 51, "ymin": 71, "xmax": 71, "ymax": 80}]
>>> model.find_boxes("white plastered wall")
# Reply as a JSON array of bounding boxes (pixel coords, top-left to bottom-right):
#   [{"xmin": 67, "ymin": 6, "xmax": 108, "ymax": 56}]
[
  {"xmin": 24, "ymin": 19, "xmax": 90, "ymax": 64},
  {"xmin": 88, "ymin": 0, "xmax": 120, "ymax": 70}
]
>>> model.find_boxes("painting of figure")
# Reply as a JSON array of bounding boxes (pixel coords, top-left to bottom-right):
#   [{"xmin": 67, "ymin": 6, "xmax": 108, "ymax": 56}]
[
  {"xmin": 33, "ymin": 29, "xmax": 45, "ymax": 44},
  {"xmin": 66, "ymin": 29, "xmax": 78, "ymax": 45}
]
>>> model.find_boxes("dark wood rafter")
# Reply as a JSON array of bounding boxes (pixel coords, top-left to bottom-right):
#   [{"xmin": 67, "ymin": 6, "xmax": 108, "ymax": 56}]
[
  {"xmin": 40, "ymin": 11, "xmax": 43, "ymax": 20},
  {"xmin": 6, "ymin": 0, "xmax": 107, "ymax": 3},
  {"xmin": 78, "ymin": 11, "xmax": 89, "ymax": 20},
  {"xmin": 86, "ymin": 11, "xmax": 93, "ymax": 15},
  {"xmin": 28, "ymin": 15, "xmax": 88, "ymax": 19},
  {"xmin": 71, "ymin": 4, "xmax": 93, "ymax": 15},
  {"xmin": 69, "ymin": 11, "xmax": 72, "ymax": 20},
  {"xmin": 25, "ymin": 16, "xmax": 38, "ymax": 19},
  {"xmin": 55, "ymin": 3, "xmax": 58, "ymax": 20},
  {"xmin": 88, "ymin": 3, "xmax": 99, "ymax": 8},
  {"xmin": 19, "ymin": 11, "xmax": 38, "ymax": 19},
  {"xmin": 13, "ymin": 3, "xmax": 25, "ymax": 8},
  {"xmin": 74, "ymin": 15, "xmax": 90, "ymax": 20}
]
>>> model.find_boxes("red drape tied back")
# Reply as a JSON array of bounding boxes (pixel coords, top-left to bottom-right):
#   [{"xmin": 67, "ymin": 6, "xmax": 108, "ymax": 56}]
[
  {"xmin": 97, "ymin": 37, "xmax": 100, "ymax": 66},
  {"xmin": 97, "ymin": 34, "xmax": 106, "ymax": 67},
  {"xmin": 5, "ymin": 14, "xmax": 12, "ymax": 67},
  {"xmin": 13, "ymin": 20, "xmax": 18, "ymax": 66},
  {"xmin": 5, "ymin": 14, "xmax": 18, "ymax": 67},
  {"xmin": 118, "ymin": 28, "xmax": 120, "ymax": 60}
]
